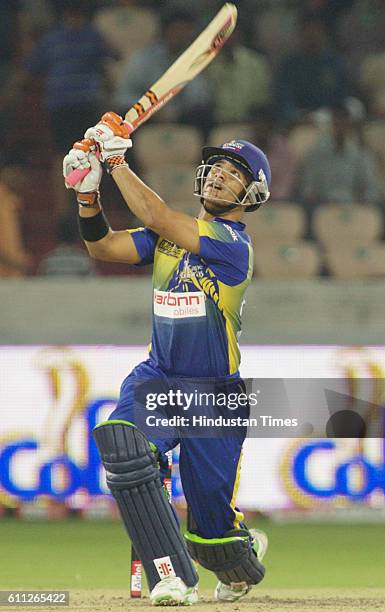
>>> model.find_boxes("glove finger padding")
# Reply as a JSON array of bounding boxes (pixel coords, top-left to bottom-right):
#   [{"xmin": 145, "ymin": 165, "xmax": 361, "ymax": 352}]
[
  {"xmin": 63, "ymin": 148, "xmax": 102, "ymax": 193},
  {"xmin": 99, "ymin": 111, "xmax": 133, "ymax": 139},
  {"xmin": 84, "ymin": 114, "xmax": 132, "ymax": 163}
]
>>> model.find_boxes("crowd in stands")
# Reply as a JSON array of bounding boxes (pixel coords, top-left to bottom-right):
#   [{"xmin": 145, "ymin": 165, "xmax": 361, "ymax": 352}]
[{"xmin": 0, "ymin": 0, "xmax": 384, "ymax": 278}]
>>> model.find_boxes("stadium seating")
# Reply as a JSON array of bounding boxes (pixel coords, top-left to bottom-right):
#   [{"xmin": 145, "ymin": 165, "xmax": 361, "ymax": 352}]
[
  {"xmin": 363, "ymin": 121, "xmax": 385, "ymax": 192},
  {"xmin": 253, "ymin": 241, "xmax": 321, "ymax": 278},
  {"xmin": 208, "ymin": 124, "xmax": 254, "ymax": 147},
  {"xmin": 246, "ymin": 202, "xmax": 306, "ymax": 244},
  {"xmin": 324, "ymin": 243, "xmax": 385, "ymax": 278},
  {"xmin": 312, "ymin": 204, "xmax": 383, "ymax": 248},
  {"xmin": 287, "ymin": 123, "xmax": 320, "ymax": 163},
  {"xmin": 94, "ymin": 6, "xmax": 159, "ymax": 60},
  {"xmin": 94, "ymin": 6, "xmax": 159, "ymax": 88},
  {"xmin": 360, "ymin": 53, "xmax": 385, "ymax": 116},
  {"xmin": 135, "ymin": 125, "xmax": 202, "ymax": 171},
  {"xmin": 143, "ymin": 165, "xmax": 196, "ymax": 208},
  {"xmin": 252, "ymin": 6, "xmax": 299, "ymax": 64}
]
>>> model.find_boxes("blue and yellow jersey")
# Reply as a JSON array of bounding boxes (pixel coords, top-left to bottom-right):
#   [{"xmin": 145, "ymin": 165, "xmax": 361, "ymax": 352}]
[{"xmin": 130, "ymin": 218, "xmax": 253, "ymax": 377}]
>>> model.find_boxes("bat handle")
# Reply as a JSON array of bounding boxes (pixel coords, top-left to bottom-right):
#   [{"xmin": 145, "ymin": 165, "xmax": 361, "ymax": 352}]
[
  {"xmin": 65, "ymin": 167, "xmax": 90, "ymax": 188},
  {"xmin": 64, "ymin": 138, "xmax": 100, "ymax": 188}
]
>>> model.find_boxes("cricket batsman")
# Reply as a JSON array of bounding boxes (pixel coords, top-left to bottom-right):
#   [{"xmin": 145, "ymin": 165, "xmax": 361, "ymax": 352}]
[{"xmin": 63, "ymin": 111, "xmax": 271, "ymax": 605}]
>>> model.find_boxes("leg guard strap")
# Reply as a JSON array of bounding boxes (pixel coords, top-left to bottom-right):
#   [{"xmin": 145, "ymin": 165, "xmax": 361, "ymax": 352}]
[
  {"xmin": 185, "ymin": 528, "xmax": 265, "ymax": 586},
  {"xmin": 93, "ymin": 421, "xmax": 197, "ymax": 590}
]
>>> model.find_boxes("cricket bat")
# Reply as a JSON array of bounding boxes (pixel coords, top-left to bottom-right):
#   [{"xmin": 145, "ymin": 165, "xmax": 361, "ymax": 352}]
[
  {"xmin": 65, "ymin": 3, "xmax": 237, "ymax": 187},
  {"xmin": 130, "ymin": 449, "xmax": 174, "ymax": 598}
]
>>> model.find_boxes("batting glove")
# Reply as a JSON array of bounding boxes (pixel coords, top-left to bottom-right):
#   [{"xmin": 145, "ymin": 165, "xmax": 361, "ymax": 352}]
[
  {"xmin": 63, "ymin": 140, "xmax": 102, "ymax": 202},
  {"xmin": 85, "ymin": 112, "xmax": 133, "ymax": 173}
]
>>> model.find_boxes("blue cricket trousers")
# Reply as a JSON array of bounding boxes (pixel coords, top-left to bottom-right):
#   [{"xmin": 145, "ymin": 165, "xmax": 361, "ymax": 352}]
[{"xmin": 108, "ymin": 359, "xmax": 247, "ymax": 539}]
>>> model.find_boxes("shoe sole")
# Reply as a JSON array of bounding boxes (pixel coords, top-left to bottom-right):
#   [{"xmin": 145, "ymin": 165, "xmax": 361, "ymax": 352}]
[{"xmin": 152, "ymin": 591, "xmax": 198, "ymax": 606}]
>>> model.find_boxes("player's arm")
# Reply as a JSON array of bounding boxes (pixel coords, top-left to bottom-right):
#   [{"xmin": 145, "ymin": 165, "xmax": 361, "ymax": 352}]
[
  {"xmin": 79, "ymin": 204, "xmax": 142, "ymax": 264},
  {"xmin": 112, "ymin": 167, "xmax": 200, "ymax": 254},
  {"xmin": 83, "ymin": 112, "xmax": 200, "ymax": 254},
  {"xmin": 63, "ymin": 142, "xmax": 143, "ymax": 264}
]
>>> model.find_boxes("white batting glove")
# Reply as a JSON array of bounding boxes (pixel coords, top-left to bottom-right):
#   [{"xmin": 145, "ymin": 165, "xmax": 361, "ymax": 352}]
[
  {"xmin": 84, "ymin": 112, "xmax": 133, "ymax": 171},
  {"xmin": 63, "ymin": 145, "xmax": 102, "ymax": 193}
]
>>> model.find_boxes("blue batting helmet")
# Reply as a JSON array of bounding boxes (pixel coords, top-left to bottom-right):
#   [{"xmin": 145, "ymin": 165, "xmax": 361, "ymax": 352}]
[{"xmin": 198, "ymin": 140, "xmax": 271, "ymax": 211}]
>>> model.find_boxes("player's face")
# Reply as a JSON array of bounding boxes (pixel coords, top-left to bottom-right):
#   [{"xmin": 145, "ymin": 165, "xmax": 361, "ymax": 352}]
[{"xmin": 203, "ymin": 159, "xmax": 249, "ymax": 207}]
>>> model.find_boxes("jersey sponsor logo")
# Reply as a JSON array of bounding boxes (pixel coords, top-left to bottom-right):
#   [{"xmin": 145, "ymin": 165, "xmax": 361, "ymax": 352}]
[
  {"xmin": 223, "ymin": 224, "xmax": 238, "ymax": 241},
  {"xmin": 154, "ymin": 556, "xmax": 176, "ymax": 579},
  {"xmin": 178, "ymin": 261, "xmax": 205, "ymax": 281},
  {"xmin": 154, "ymin": 290, "xmax": 206, "ymax": 319},
  {"xmin": 157, "ymin": 239, "xmax": 184, "ymax": 259}
]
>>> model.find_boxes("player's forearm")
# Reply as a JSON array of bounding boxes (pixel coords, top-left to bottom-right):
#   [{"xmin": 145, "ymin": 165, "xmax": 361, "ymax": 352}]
[
  {"xmin": 112, "ymin": 166, "xmax": 168, "ymax": 230},
  {"xmin": 77, "ymin": 195, "xmax": 112, "ymax": 259}
]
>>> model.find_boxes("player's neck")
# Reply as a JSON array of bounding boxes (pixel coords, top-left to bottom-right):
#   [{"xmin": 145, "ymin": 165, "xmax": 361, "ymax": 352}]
[{"xmin": 199, "ymin": 207, "xmax": 244, "ymax": 223}]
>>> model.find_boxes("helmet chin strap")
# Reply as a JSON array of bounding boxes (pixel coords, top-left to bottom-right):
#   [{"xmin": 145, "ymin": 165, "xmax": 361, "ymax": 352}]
[{"xmin": 202, "ymin": 199, "xmax": 239, "ymax": 216}]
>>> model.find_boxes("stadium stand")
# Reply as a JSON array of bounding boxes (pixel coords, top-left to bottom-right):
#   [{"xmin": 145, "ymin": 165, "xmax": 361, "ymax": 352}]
[
  {"xmin": 1, "ymin": 1, "xmax": 385, "ymax": 279},
  {"xmin": 287, "ymin": 124, "xmax": 321, "ymax": 163},
  {"xmin": 135, "ymin": 125, "xmax": 202, "ymax": 171},
  {"xmin": 324, "ymin": 243, "xmax": 385, "ymax": 279},
  {"xmin": 246, "ymin": 202, "xmax": 306, "ymax": 244},
  {"xmin": 207, "ymin": 124, "xmax": 254, "ymax": 147},
  {"xmin": 143, "ymin": 165, "xmax": 196, "ymax": 209},
  {"xmin": 312, "ymin": 204, "xmax": 383, "ymax": 248},
  {"xmin": 253, "ymin": 241, "xmax": 321, "ymax": 279}
]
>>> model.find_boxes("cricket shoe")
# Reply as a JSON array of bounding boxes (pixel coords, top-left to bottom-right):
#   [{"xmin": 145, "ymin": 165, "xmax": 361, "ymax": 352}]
[
  {"xmin": 150, "ymin": 576, "xmax": 198, "ymax": 606},
  {"xmin": 214, "ymin": 528, "xmax": 268, "ymax": 602}
]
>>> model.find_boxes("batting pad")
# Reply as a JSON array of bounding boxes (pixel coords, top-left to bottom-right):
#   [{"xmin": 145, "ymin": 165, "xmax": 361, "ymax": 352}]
[
  {"xmin": 93, "ymin": 420, "xmax": 198, "ymax": 590},
  {"xmin": 185, "ymin": 529, "xmax": 265, "ymax": 586}
]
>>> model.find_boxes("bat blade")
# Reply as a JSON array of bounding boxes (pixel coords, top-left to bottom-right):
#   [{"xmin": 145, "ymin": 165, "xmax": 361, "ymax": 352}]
[
  {"xmin": 125, "ymin": 3, "xmax": 237, "ymax": 130},
  {"xmin": 65, "ymin": 3, "xmax": 237, "ymax": 188}
]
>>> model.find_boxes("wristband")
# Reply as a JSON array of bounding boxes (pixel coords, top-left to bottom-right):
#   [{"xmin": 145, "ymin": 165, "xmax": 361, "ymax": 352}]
[
  {"xmin": 76, "ymin": 191, "xmax": 100, "ymax": 208},
  {"xmin": 78, "ymin": 210, "xmax": 110, "ymax": 242},
  {"xmin": 105, "ymin": 155, "xmax": 129, "ymax": 174}
]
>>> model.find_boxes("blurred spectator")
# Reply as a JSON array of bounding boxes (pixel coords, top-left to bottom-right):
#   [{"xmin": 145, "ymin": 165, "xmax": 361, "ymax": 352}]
[
  {"xmin": 0, "ymin": 0, "xmax": 119, "ymax": 216},
  {"xmin": 304, "ymin": 0, "xmax": 354, "ymax": 39},
  {"xmin": 0, "ymin": 2, "xmax": 20, "ymax": 151},
  {"xmin": 275, "ymin": 13, "xmax": 352, "ymax": 123},
  {"xmin": 17, "ymin": 0, "xmax": 54, "ymax": 56},
  {"xmin": 0, "ymin": 165, "xmax": 31, "ymax": 277},
  {"xmin": 37, "ymin": 216, "xmax": 96, "ymax": 276},
  {"xmin": 94, "ymin": 0, "xmax": 159, "ymax": 104},
  {"xmin": 337, "ymin": 0, "xmax": 385, "ymax": 78},
  {"xmin": 205, "ymin": 30, "xmax": 272, "ymax": 124},
  {"xmin": 359, "ymin": 52, "xmax": 385, "ymax": 118},
  {"xmin": 94, "ymin": 0, "xmax": 159, "ymax": 62},
  {"xmin": 22, "ymin": 0, "xmax": 118, "ymax": 153},
  {"xmin": 0, "ymin": 1, "xmax": 118, "ymax": 153},
  {"xmin": 252, "ymin": 108, "xmax": 298, "ymax": 202},
  {"xmin": 251, "ymin": 5, "xmax": 299, "ymax": 67},
  {"xmin": 113, "ymin": 10, "xmax": 211, "ymax": 133},
  {"xmin": 298, "ymin": 101, "xmax": 383, "ymax": 207},
  {"xmin": 0, "ymin": 2, "xmax": 20, "ymax": 84}
]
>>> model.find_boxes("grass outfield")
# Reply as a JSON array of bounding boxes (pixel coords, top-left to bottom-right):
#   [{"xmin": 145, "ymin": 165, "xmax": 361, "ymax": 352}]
[{"xmin": 0, "ymin": 519, "xmax": 384, "ymax": 610}]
